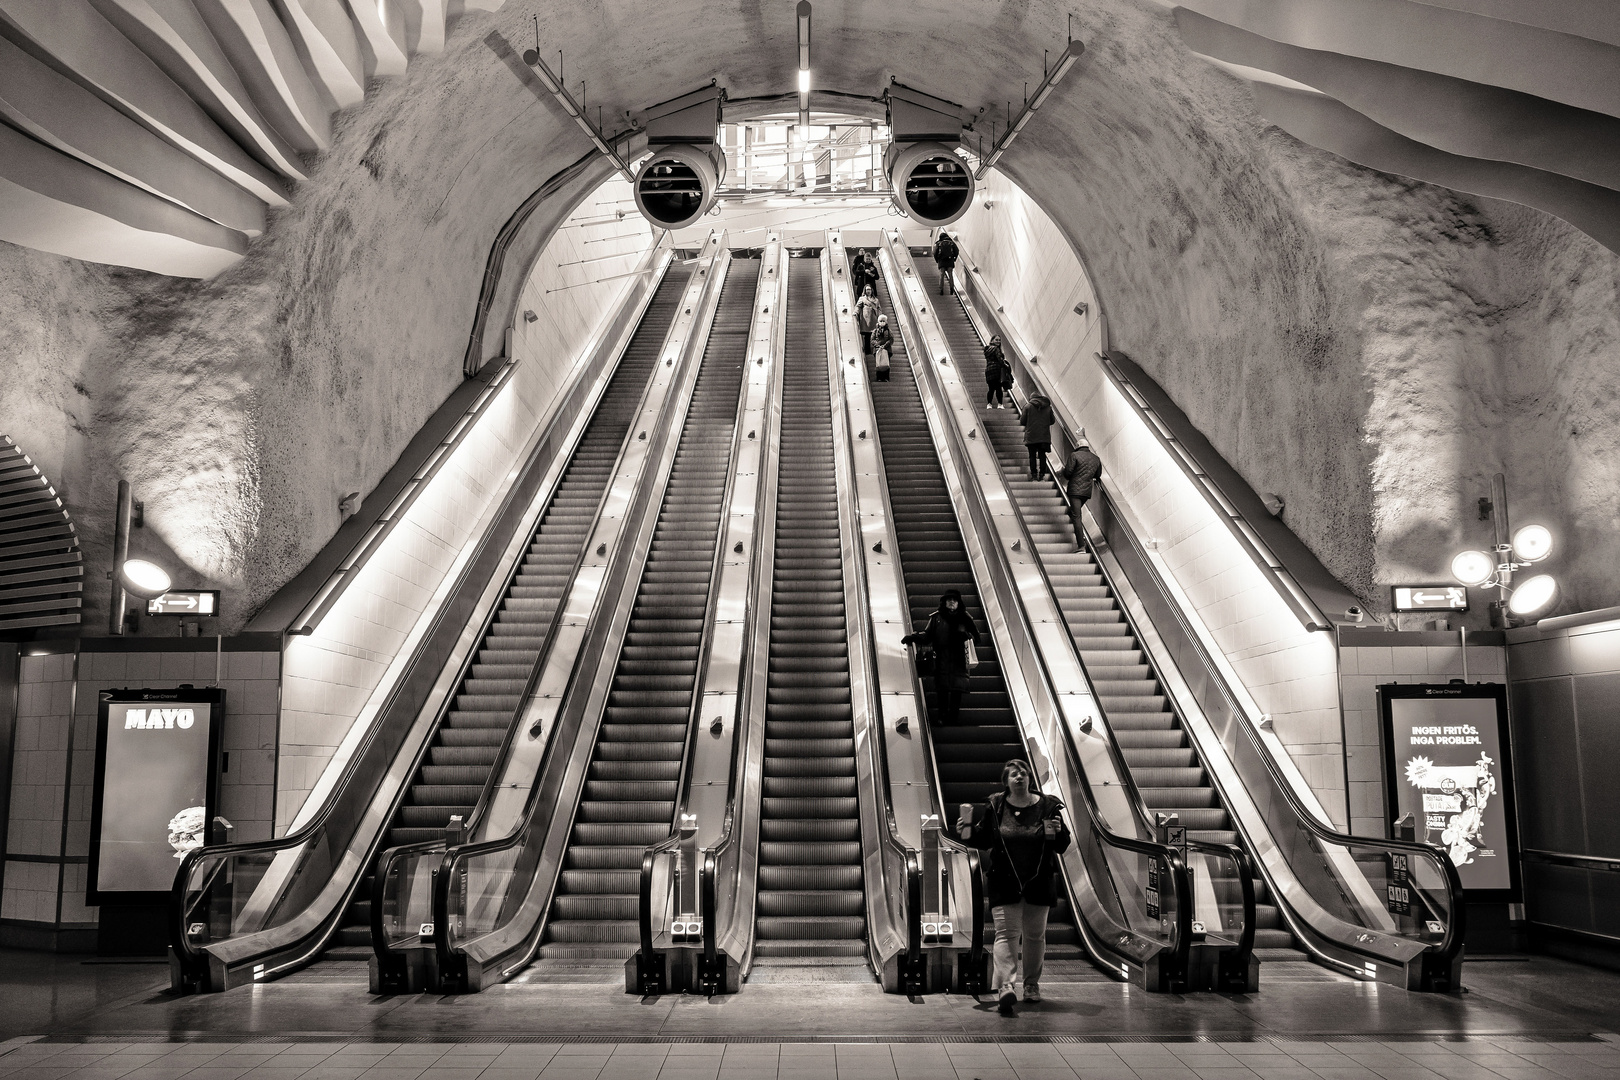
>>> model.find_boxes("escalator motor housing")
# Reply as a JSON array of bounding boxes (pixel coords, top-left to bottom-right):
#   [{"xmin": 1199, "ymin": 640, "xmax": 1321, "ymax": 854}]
[
  {"xmin": 885, "ymin": 141, "xmax": 975, "ymax": 226},
  {"xmin": 633, "ymin": 143, "xmax": 729, "ymax": 230}
]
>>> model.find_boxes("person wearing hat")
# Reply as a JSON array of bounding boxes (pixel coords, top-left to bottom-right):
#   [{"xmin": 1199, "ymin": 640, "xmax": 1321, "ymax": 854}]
[
  {"xmin": 871, "ymin": 315, "xmax": 893, "ymax": 381},
  {"xmin": 901, "ymin": 588, "xmax": 980, "ymax": 725},
  {"xmin": 1058, "ymin": 436, "xmax": 1102, "ymax": 552},
  {"xmin": 1020, "ymin": 393, "xmax": 1056, "ymax": 481}
]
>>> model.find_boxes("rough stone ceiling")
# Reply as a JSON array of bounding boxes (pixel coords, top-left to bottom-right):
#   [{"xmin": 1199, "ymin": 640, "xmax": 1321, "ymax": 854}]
[{"xmin": 0, "ymin": 0, "xmax": 1616, "ymax": 636}]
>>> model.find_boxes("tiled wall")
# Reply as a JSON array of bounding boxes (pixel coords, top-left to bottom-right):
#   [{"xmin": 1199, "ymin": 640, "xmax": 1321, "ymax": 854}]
[
  {"xmin": 2, "ymin": 645, "xmax": 279, "ymax": 946},
  {"xmin": 952, "ymin": 174, "xmax": 1349, "ymax": 826},
  {"xmin": 275, "ymin": 191, "xmax": 659, "ymax": 833},
  {"xmin": 1337, "ymin": 633, "xmax": 1507, "ymax": 838}
]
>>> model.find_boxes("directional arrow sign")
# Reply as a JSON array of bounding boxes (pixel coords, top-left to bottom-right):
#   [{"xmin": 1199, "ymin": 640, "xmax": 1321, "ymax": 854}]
[
  {"xmin": 147, "ymin": 591, "xmax": 219, "ymax": 616},
  {"xmin": 1392, "ymin": 585, "xmax": 1468, "ymax": 612}
]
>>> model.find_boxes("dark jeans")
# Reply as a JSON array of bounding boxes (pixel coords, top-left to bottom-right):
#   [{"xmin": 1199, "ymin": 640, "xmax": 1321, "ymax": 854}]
[
  {"xmin": 933, "ymin": 676, "xmax": 965, "ymax": 724},
  {"xmin": 861, "ymin": 330, "xmax": 873, "ymax": 354},
  {"xmin": 987, "ymin": 385, "xmax": 1007, "ymax": 407},
  {"xmin": 937, "ymin": 263, "xmax": 956, "ymax": 293},
  {"xmin": 1068, "ymin": 496, "xmax": 1088, "ymax": 547},
  {"xmin": 1027, "ymin": 444, "xmax": 1050, "ymax": 479}
]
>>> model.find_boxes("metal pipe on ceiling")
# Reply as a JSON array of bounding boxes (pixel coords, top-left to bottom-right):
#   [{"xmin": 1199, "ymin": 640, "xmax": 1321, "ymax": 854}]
[{"xmin": 974, "ymin": 39, "xmax": 1085, "ymax": 179}]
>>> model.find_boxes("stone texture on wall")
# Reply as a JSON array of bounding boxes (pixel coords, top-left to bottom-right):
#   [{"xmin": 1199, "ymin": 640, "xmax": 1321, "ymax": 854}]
[{"xmin": 2, "ymin": 0, "xmax": 1618, "ymax": 647}]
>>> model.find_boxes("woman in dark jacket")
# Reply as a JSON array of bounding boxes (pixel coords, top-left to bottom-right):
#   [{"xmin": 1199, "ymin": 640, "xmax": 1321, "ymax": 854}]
[
  {"xmin": 958, "ymin": 759, "xmax": 1072, "ymax": 1016},
  {"xmin": 871, "ymin": 316, "xmax": 894, "ymax": 381},
  {"xmin": 901, "ymin": 589, "xmax": 979, "ymax": 724},
  {"xmin": 983, "ymin": 336, "xmax": 1012, "ymax": 410},
  {"xmin": 1020, "ymin": 393, "xmax": 1055, "ymax": 481}
]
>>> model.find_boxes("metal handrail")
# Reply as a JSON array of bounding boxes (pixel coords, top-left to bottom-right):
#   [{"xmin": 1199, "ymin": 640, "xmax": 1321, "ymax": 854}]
[
  {"xmin": 879, "ymin": 235, "xmax": 1194, "ymax": 988},
  {"xmin": 1090, "ymin": 481, "xmax": 1465, "ymax": 985},
  {"xmin": 428, "ymin": 237, "xmax": 734, "ymax": 991}
]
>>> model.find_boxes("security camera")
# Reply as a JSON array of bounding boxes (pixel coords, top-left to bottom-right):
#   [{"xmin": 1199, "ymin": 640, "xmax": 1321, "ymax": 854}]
[{"xmin": 1346, "ymin": 606, "xmax": 1365, "ymax": 623}]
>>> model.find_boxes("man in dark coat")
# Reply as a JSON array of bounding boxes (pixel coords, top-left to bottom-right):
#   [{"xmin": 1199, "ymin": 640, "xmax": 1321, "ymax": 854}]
[
  {"xmin": 1059, "ymin": 439, "xmax": 1102, "ymax": 551},
  {"xmin": 933, "ymin": 232, "xmax": 959, "ymax": 294},
  {"xmin": 1020, "ymin": 393, "xmax": 1055, "ymax": 481},
  {"xmin": 902, "ymin": 588, "xmax": 980, "ymax": 724}
]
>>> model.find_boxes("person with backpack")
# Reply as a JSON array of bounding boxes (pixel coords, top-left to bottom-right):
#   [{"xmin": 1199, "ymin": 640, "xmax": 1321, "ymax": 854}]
[
  {"xmin": 1020, "ymin": 393, "xmax": 1055, "ymax": 481},
  {"xmin": 933, "ymin": 231, "xmax": 959, "ymax": 294},
  {"xmin": 901, "ymin": 589, "xmax": 979, "ymax": 725},
  {"xmin": 983, "ymin": 335, "xmax": 1012, "ymax": 409},
  {"xmin": 1058, "ymin": 437, "xmax": 1102, "ymax": 551},
  {"xmin": 855, "ymin": 284, "xmax": 881, "ymax": 355},
  {"xmin": 958, "ymin": 759, "xmax": 1072, "ymax": 1016},
  {"xmin": 871, "ymin": 315, "xmax": 894, "ymax": 381}
]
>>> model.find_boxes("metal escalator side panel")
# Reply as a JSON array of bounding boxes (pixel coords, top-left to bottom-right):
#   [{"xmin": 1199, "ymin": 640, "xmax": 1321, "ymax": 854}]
[
  {"xmin": 817, "ymin": 232, "xmax": 929, "ymax": 984},
  {"xmin": 711, "ymin": 241, "xmax": 792, "ymax": 976},
  {"xmin": 872, "ymin": 233, "xmax": 1184, "ymax": 989},
  {"xmin": 174, "ymin": 243, "xmax": 680, "ymax": 992},
  {"xmin": 433, "ymin": 234, "xmax": 736, "ymax": 989}
]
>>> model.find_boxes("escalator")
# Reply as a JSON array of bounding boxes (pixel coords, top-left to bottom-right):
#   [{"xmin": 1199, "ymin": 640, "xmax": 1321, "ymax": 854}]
[
  {"xmin": 750, "ymin": 257, "xmax": 867, "ymax": 977},
  {"xmin": 538, "ymin": 259, "xmax": 760, "ymax": 963},
  {"xmin": 865, "ymin": 261, "xmax": 1086, "ymax": 964},
  {"xmin": 314, "ymin": 265, "xmax": 695, "ymax": 965},
  {"xmin": 920, "ymin": 261, "xmax": 1305, "ymax": 965}
]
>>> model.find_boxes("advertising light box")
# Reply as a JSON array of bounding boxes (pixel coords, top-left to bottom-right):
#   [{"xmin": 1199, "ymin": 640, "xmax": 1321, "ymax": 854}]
[
  {"xmin": 88, "ymin": 687, "xmax": 224, "ymax": 904},
  {"xmin": 1379, "ymin": 683, "xmax": 1519, "ymax": 900}
]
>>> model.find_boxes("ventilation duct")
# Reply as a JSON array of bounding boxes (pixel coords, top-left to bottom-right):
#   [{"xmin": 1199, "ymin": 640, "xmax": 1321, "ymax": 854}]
[
  {"xmin": 633, "ymin": 142, "xmax": 727, "ymax": 230},
  {"xmin": 884, "ymin": 141, "xmax": 975, "ymax": 226},
  {"xmin": 882, "ymin": 84, "xmax": 973, "ymax": 226},
  {"xmin": 631, "ymin": 85, "xmax": 728, "ymax": 230}
]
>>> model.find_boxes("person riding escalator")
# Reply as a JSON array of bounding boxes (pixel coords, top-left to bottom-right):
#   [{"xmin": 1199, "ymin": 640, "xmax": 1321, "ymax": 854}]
[{"xmin": 902, "ymin": 589, "xmax": 979, "ymax": 726}]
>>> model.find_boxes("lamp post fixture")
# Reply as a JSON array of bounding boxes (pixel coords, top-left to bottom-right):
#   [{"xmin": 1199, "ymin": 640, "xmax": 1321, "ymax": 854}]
[{"xmin": 1449, "ymin": 472, "xmax": 1558, "ymax": 627}]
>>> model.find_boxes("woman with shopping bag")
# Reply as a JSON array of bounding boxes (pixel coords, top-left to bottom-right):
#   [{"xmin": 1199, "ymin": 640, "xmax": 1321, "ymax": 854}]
[
  {"xmin": 901, "ymin": 588, "xmax": 979, "ymax": 724},
  {"xmin": 871, "ymin": 315, "xmax": 893, "ymax": 381}
]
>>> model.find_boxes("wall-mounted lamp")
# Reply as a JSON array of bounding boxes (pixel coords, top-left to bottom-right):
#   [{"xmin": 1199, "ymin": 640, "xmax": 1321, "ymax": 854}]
[
  {"xmin": 523, "ymin": 309, "xmax": 538, "ymax": 323},
  {"xmin": 120, "ymin": 559, "xmax": 172, "ymax": 600},
  {"xmin": 1073, "ymin": 302, "xmax": 1088, "ymax": 317},
  {"xmin": 339, "ymin": 491, "xmax": 362, "ymax": 519},
  {"xmin": 983, "ymin": 201, "xmax": 996, "ymax": 209},
  {"xmin": 1450, "ymin": 473, "xmax": 1558, "ymax": 624}
]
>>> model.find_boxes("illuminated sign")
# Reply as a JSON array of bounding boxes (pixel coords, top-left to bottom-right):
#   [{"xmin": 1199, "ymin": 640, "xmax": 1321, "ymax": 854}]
[
  {"xmin": 88, "ymin": 687, "xmax": 224, "ymax": 903},
  {"xmin": 1391, "ymin": 585, "xmax": 1468, "ymax": 612},
  {"xmin": 147, "ymin": 590, "xmax": 219, "ymax": 616},
  {"xmin": 1379, "ymin": 684, "xmax": 1519, "ymax": 899}
]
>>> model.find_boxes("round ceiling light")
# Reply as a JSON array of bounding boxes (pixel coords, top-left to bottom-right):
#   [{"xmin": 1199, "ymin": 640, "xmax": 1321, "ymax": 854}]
[
  {"xmin": 1512, "ymin": 524, "xmax": 1553, "ymax": 563},
  {"xmin": 1449, "ymin": 550, "xmax": 1495, "ymax": 588},
  {"xmin": 120, "ymin": 558, "xmax": 172, "ymax": 600},
  {"xmin": 1508, "ymin": 574, "xmax": 1559, "ymax": 616}
]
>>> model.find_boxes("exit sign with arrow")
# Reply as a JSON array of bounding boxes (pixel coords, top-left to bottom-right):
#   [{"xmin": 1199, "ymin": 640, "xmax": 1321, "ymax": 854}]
[
  {"xmin": 147, "ymin": 590, "xmax": 220, "ymax": 616},
  {"xmin": 1391, "ymin": 585, "xmax": 1468, "ymax": 612}
]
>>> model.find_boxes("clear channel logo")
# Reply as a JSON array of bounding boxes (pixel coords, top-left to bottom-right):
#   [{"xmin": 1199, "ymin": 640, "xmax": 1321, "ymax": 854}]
[{"xmin": 123, "ymin": 707, "xmax": 196, "ymax": 730}]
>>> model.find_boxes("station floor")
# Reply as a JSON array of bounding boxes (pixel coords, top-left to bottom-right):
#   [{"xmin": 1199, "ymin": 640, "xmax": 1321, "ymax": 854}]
[{"xmin": 1, "ymin": 952, "xmax": 1617, "ymax": 1079}]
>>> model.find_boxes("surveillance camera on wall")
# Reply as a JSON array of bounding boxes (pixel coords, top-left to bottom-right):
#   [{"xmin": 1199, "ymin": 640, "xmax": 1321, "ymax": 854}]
[
  {"xmin": 632, "ymin": 86, "xmax": 728, "ymax": 230},
  {"xmin": 882, "ymin": 84, "xmax": 975, "ymax": 226}
]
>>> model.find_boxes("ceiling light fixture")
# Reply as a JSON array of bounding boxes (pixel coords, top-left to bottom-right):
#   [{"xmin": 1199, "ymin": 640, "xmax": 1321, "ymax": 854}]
[{"xmin": 797, "ymin": 1, "xmax": 812, "ymax": 136}]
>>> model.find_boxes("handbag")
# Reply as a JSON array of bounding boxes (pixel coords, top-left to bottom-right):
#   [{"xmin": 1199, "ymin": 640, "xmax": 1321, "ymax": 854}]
[
  {"xmin": 875, "ymin": 346, "xmax": 890, "ymax": 372},
  {"xmin": 964, "ymin": 638, "xmax": 979, "ymax": 671}
]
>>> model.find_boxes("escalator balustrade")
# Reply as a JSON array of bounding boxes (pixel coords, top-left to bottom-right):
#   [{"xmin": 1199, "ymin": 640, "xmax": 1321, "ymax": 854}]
[
  {"xmin": 920, "ymin": 260, "xmax": 1303, "ymax": 963},
  {"xmin": 539, "ymin": 260, "xmax": 760, "ymax": 960}
]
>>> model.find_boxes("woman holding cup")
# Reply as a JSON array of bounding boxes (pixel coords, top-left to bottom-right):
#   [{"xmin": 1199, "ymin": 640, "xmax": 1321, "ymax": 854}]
[{"xmin": 958, "ymin": 759, "xmax": 1072, "ymax": 1016}]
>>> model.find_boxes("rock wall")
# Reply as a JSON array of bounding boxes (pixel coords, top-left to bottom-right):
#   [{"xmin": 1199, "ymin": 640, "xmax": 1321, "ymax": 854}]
[{"xmin": 2, "ymin": 0, "xmax": 1617, "ymax": 638}]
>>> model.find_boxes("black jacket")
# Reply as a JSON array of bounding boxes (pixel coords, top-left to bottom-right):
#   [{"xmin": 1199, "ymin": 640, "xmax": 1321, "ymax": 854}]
[
  {"xmin": 1021, "ymin": 397, "xmax": 1055, "ymax": 445},
  {"xmin": 983, "ymin": 344, "xmax": 1011, "ymax": 388},
  {"xmin": 871, "ymin": 324, "xmax": 893, "ymax": 353},
  {"xmin": 1061, "ymin": 449, "xmax": 1101, "ymax": 498},
  {"xmin": 933, "ymin": 235, "xmax": 959, "ymax": 266},
  {"xmin": 962, "ymin": 791, "xmax": 1073, "ymax": 906},
  {"xmin": 902, "ymin": 595, "xmax": 979, "ymax": 687}
]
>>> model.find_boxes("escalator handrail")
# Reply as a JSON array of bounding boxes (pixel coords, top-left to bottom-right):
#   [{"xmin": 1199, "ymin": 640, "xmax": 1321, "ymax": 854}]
[
  {"xmin": 639, "ymin": 251, "xmax": 778, "ymax": 979},
  {"xmin": 820, "ymin": 234, "xmax": 932, "ymax": 977},
  {"xmin": 927, "ymin": 275, "xmax": 1258, "ymax": 969},
  {"xmin": 948, "ymin": 268, "xmax": 1462, "ymax": 970},
  {"xmin": 427, "ymin": 238, "xmax": 734, "ymax": 983},
  {"xmin": 1091, "ymin": 483, "xmax": 1466, "ymax": 967},
  {"xmin": 877, "ymin": 236, "xmax": 1193, "ymax": 984}
]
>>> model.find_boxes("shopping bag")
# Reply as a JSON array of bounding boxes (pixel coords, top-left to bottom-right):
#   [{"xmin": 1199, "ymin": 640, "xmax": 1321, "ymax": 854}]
[
  {"xmin": 875, "ymin": 346, "xmax": 890, "ymax": 374},
  {"xmin": 964, "ymin": 639, "xmax": 979, "ymax": 671}
]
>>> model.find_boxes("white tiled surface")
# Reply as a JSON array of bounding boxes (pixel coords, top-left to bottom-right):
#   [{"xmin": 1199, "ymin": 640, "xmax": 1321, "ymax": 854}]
[
  {"xmin": 3, "ymin": 648, "xmax": 281, "ymax": 930},
  {"xmin": 1338, "ymin": 644, "xmax": 1507, "ymax": 837},
  {"xmin": 954, "ymin": 176, "xmax": 1348, "ymax": 827},
  {"xmin": 275, "ymin": 186, "xmax": 657, "ymax": 833},
  {"xmin": 1, "ymin": 1038, "xmax": 1616, "ymax": 1080}
]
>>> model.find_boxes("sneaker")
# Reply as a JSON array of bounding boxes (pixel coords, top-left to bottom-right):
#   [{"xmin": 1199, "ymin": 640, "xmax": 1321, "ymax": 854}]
[
  {"xmin": 998, "ymin": 989, "xmax": 1018, "ymax": 1017},
  {"xmin": 1024, "ymin": 983, "xmax": 1042, "ymax": 1003}
]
